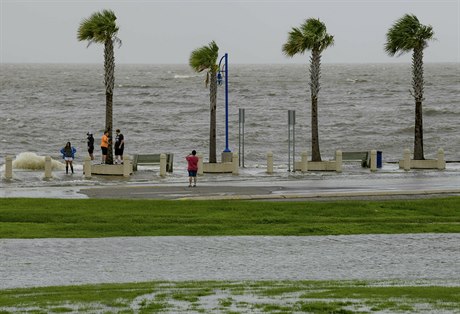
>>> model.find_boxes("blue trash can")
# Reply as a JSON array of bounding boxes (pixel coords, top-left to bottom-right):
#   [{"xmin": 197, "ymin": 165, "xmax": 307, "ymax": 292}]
[{"xmin": 377, "ymin": 151, "xmax": 382, "ymax": 168}]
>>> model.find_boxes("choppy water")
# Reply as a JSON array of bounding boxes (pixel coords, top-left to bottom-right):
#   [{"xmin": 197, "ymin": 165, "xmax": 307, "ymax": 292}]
[
  {"xmin": 1, "ymin": 234, "xmax": 459, "ymax": 289},
  {"xmin": 1, "ymin": 63, "xmax": 459, "ymax": 167}
]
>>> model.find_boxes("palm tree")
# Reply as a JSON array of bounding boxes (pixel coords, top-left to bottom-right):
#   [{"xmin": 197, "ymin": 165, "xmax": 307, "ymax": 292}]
[
  {"xmin": 189, "ymin": 41, "xmax": 219, "ymax": 163},
  {"xmin": 282, "ymin": 18, "xmax": 334, "ymax": 162},
  {"xmin": 385, "ymin": 14, "xmax": 434, "ymax": 160},
  {"xmin": 77, "ymin": 9, "xmax": 121, "ymax": 165}
]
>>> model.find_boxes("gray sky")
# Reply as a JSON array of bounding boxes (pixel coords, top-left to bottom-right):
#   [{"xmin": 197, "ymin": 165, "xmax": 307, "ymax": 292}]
[{"xmin": 1, "ymin": 0, "xmax": 459, "ymax": 64}]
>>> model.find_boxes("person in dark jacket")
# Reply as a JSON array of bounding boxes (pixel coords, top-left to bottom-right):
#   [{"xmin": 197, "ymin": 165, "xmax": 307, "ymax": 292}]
[
  {"xmin": 87, "ymin": 132, "xmax": 94, "ymax": 160},
  {"xmin": 114, "ymin": 128, "xmax": 125, "ymax": 164}
]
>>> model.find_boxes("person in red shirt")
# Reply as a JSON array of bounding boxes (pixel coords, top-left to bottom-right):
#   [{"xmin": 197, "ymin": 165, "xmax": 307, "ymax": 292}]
[{"xmin": 185, "ymin": 150, "xmax": 199, "ymax": 187}]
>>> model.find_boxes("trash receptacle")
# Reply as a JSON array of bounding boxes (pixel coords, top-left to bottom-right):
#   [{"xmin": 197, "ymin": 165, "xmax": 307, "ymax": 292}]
[{"xmin": 377, "ymin": 151, "xmax": 382, "ymax": 168}]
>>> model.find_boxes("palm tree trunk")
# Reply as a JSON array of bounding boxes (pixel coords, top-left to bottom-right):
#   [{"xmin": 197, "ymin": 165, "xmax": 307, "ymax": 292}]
[
  {"xmin": 105, "ymin": 93, "xmax": 114, "ymax": 164},
  {"xmin": 412, "ymin": 48, "xmax": 424, "ymax": 160},
  {"xmin": 104, "ymin": 39, "xmax": 115, "ymax": 164},
  {"xmin": 209, "ymin": 70, "xmax": 217, "ymax": 163},
  {"xmin": 311, "ymin": 97, "xmax": 321, "ymax": 161},
  {"xmin": 414, "ymin": 100, "xmax": 424, "ymax": 160},
  {"xmin": 310, "ymin": 50, "xmax": 322, "ymax": 162}
]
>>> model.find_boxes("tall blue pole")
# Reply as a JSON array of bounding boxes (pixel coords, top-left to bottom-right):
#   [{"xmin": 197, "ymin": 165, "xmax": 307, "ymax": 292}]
[
  {"xmin": 224, "ymin": 53, "xmax": 230, "ymax": 152},
  {"xmin": 219, "ymin": 53, "xmax": 231, "ymax": 153}
]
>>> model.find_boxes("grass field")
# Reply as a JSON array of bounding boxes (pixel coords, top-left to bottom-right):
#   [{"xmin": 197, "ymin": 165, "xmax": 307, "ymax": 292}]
[
  {"xmin": 1, "ymin": 197, "xmax": 459, "ymax": 313},
  {"xmin": 0, "ymin": 197, "xmax": 459, "ymax": 238},
  {"xmin": 0, "ymin": 280, "xmax": 459, "ymax": 313}
]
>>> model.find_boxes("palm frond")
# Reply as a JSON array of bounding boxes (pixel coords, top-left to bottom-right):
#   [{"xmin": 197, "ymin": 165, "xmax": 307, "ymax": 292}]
[
  {"xmin": 282, "ymin": 18, "xmax": 334, "ymax": 57},
  {"xmin": 282, "ymin": 28, "xmax": 306, "ymax": 56},
  {"xmin": 384, "ymin": 13, "xmax": 434, "ymax": 57},
  {"xmin": 77, "ymin": 9, "xmax": 120, "ymax": 44},
  {"xmin": 189, "ymin": 40, "xmax": 219, "ymax": 73}
]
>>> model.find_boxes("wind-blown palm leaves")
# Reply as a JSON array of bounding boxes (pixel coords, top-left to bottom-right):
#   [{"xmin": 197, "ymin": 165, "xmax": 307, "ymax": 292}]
[
  {"xmin": 189, "ymin": 41, "xmax": 219, "ymax": 163},
  {"xmin": 385, "ymin": 14, "xmax": 434, "ymax": 160},
  {"xmin": 78, "ymin": 9, "xmax": 121, "ymax": 165},
  {"xmin": 282, "ymin": 18, "xmax": 334, "ymax": 162}
]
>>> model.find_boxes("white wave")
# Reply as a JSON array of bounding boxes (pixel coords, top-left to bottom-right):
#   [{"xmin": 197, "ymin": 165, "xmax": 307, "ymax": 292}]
[
  {"xmin": 174, "ymin": 74, "xmax": 194, "ymax": 79},
  {"xmin": 12, "ymin": 152, "xmax": 65, "ymax": 170}
]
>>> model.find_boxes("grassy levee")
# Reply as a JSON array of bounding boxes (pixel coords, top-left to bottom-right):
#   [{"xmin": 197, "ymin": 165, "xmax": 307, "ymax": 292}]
[{"xmin": 1, "ymin": 197, "xmax": 459, "ymax": 238}]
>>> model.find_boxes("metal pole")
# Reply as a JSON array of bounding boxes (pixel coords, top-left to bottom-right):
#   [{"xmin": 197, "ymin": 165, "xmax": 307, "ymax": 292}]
[
  {"xmin": 218, "ymin": 53, "xmax": 231, "ymax": 154},
  {"xmin": 288, "ymin": 110, "xmax": 295, "ymax": 172},
  {"xmin": 241, "ymin": 108, "xmax": 245, "ymax": 167},
  {"xmin": 293, "ymin": 111, "xmax": 295, "ymax": 173},
  {"xmin": 224, "ymin": 53, "xmax": 230, "ymax": 153},
  {"xmin": 238, "ymin": 108, "xmax": 246, "ymax": 167},
  {"xmin": 239, "ymin": 109, "xmax": 242, "ymax": 167},
  {"xmin": 288, "ymin": 110, "xmax": 291, "ymax": 172}
]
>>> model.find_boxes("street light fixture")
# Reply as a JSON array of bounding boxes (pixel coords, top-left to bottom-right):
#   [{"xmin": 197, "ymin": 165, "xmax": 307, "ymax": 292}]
[{"xmin": 218, "ymin": 53, "xmax": 231, "ymax": 154}]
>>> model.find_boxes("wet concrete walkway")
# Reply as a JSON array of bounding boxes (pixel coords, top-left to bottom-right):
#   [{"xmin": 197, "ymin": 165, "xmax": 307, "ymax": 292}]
[
  {"xmin": 76, "ymin": 169, "xmax": 460, "ymax": 200},
  {"xmin": 2, "ymin": 163, "xmax": 460, "ymax": 200},
  {"xmin": 1, "ymin": 233, "xmax": 459, "ymax": 289}
]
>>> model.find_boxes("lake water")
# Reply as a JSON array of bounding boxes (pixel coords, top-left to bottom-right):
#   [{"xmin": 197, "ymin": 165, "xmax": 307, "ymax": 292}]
[
  {"xmin": 1, "ymin": 63, "xmax": 459, "ymax": 166},
  {"xmin": 1, "ymin": 63, "xmax": 459, "ymax": 190}
]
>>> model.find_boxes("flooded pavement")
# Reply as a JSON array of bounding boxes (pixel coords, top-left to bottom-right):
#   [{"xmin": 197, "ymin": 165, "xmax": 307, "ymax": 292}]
[
  {"xmin": 1, "ymin": 163, "xmax": 460, "ymax": 200},
  {"xmin": 1, "ymin": 233, "xmax": 459, "ymax": 289},
  {"xmin": 78, "ymin": 174, "xmax": 460, "ymax": 200}
]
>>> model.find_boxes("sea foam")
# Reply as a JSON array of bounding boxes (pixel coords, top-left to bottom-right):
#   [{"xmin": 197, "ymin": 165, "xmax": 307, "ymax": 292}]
[{"xmin": 12, "ymin": 152, "xmax": 65, "ymax": 170}]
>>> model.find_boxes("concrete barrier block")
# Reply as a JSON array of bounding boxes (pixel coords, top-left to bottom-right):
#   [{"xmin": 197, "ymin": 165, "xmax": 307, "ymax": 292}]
[
  {"xmin": 267, "ymin": 152, "xmax": 273, "ymax": 174},
  {"xmin": 437, "ymin": 148, "xmax": 446, "ymax": 170},
  {"xmin": 301, "ymin": 151, "xmax": 308, "ymax": 172},
  {"xmin": 335, "ymin": 150, "xmax": 342, "ymax": 173},
  {"xmin": 123, "ymin": 156, "xmax": 132, "ymax": 177},
  {"xmin": 232, "ymin": 153, "xmax": 239, "ymax": 175},
  {"xmin": 198, "ymin": 153, "xmax": 204, "ymax": 175},
  {"xmin": 84, "ymin": 157, "xmax": 92, "ymax": 179},
  {"xmin": 203, "ymin": 162, "xmax": 233, "ymax": 173},
  {"xmin": 160, "ymin": 153, "xmax": 166, "ymax": 177},
  {"xmin": 44, "ymin": 156, "xmax": 52, "ymax": 178},
  {"xmin": 4, "ymin": 155, "xmax": 13, "ymax": 180},
  {"xmin": 403, "ymin": 149, "xmax": 411, "ymax": 171},
  {"xmin": 370, "ymin": 150, "xmax": 377, "ymax": 172}
]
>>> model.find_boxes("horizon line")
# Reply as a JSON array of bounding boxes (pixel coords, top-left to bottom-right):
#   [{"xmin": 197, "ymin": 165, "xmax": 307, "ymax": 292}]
[{"xmin": 1, "ymin": 61, "xmax": 459, "ymax": 65}]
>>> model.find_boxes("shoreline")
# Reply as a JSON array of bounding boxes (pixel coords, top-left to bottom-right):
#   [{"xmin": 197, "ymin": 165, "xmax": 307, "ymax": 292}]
[{"xmin": 2, "ymin": 162, "xmax": 460, "ymax": 200}]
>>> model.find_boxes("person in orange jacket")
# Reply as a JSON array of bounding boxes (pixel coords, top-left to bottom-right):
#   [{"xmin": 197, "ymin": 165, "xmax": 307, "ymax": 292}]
[{"xmin": 100, "ymin": 130, "xmax": 109, "ymax": 164}]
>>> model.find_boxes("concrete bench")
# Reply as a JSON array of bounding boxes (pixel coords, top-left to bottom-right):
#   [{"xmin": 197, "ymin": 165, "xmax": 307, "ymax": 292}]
[
  {"xmin": 132, "ymin": 153, "xmax": 174, "ymax": 172},
  {"xmin": 342, "ymin": 151, "xmax": 369, "ymax": 167}
]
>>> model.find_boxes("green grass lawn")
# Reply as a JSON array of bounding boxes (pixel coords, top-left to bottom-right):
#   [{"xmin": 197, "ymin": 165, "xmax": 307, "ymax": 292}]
[
  {"xmin": 1, "ymin": 197, "xmax": 459, "ymax": 312},
  {"xmin": 0, "ymin": 197, "xmax": 459, "ymax": 238},
  {"xmin": 0, "ymin": 280, "xmax": 459, "ymax": 313}
]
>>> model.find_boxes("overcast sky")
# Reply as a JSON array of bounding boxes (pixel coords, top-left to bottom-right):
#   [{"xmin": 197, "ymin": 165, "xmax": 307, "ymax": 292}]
[{"xmin": 1, "ymin": 0, "xmax": 459, "ymax": 64}]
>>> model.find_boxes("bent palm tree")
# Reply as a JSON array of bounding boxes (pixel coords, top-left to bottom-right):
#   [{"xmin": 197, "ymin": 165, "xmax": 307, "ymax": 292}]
[
  {"xmin": 283, "ymin": 18, "xmax": 334, "ymax": 162},
  {"xmin": 385, "ymin": 14, "xmax": 434, "ymax": 160},
  {"xmin": 189, "ymin": 41, "xmax": 219, "ymax": 163},
  {"xmin": 77, "ymin": 9, "xmax": 121, "ymax": 165}
]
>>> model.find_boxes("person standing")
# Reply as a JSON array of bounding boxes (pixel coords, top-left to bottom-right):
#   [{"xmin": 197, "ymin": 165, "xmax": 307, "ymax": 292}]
[
  {"xmin": 185, "ymin": 150, "xmax": 199, "ymax": 187},
  {"xmin": 101, "ymin": 130, "xmax": 109, "ymax": 164},
  {"xmin": 60, "ymin": 142, "xmax": 76, "ymax": 174},
  {"xmin": 114, "ymin": 128, "xmax": 125, "ymax": 164},
  {"xmin": 87, "ymin": 132, "xmax": 95, "ymax": 160}
]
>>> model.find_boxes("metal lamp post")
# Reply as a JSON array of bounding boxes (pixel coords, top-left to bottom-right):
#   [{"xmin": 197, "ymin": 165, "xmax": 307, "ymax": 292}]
[{"xmin": 218, "ymin": 53, "xmax": 231, "ymax": 161}]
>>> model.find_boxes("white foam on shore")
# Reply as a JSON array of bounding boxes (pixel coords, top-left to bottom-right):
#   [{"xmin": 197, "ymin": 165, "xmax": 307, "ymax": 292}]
[
  {"xmin": 0, "ymin": 186, "xmax": 87, "ymax": 198},
  {"xmin": 12, "ymin": 152, "xmax": 65, "ymax": 171}
]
